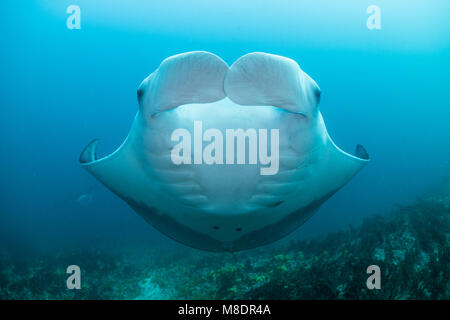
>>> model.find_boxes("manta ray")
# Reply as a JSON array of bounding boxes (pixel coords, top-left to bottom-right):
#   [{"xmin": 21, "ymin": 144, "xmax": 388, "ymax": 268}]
[{"xmin": 79, "ymin": 51, "xmax": 369, "ymax": 252}]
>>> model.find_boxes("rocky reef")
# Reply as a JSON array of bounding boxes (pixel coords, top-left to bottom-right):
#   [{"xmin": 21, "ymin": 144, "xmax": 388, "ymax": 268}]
[{"xmin": 1, "ymin": 186, "xmax": 449, "ymax": 300}]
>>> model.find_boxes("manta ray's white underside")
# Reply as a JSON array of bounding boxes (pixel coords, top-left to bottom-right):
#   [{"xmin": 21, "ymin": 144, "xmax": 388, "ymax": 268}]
[{"xmin": 80, "ymin": 51, "xmax": 369, "ymax": 252}]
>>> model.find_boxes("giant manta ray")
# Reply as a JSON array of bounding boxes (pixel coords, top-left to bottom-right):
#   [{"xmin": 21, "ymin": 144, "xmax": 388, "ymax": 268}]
[{"xmin": 79, "ymin": 51, "xmax": 369, "ymax": 252}]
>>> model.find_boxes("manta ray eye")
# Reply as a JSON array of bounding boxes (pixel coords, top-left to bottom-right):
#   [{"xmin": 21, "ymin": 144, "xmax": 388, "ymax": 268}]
[
  {"xmin": 314, "ymin": 86, "xmax": 321, "ymax": 104},
  {"xmin": 137, "ymin": 87, "xmax": 144, "ymax": 100}
]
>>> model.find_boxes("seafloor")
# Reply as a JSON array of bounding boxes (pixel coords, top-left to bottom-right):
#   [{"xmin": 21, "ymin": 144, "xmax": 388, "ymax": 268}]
[{"xmin": 1, "ymin": 183, "xmax": 449, "ymax": 300}]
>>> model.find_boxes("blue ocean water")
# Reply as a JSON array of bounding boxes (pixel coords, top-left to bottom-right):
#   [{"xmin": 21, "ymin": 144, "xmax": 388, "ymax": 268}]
[{"xmin": 0, "ymin": 1, "xmax": 449, "ymax": 299}]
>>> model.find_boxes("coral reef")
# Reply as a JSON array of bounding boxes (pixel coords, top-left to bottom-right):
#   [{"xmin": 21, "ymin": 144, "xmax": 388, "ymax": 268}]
[{"xmin": 1, "ymin": 191, "xmax": 449, "ymax": 300}]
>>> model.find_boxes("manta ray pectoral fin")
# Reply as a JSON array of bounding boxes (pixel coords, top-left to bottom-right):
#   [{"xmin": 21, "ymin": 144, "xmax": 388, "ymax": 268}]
[
  {"xmin": 78, "ymin": 117, "xmax": 157, "ymax": 206},
  {"xmin": 79, "ymin": 139, "xmax": 99, "ymax": 164},
  {"xmin": 355, "ymin": 144, "xmax": 370, "ymax": 160},
  {"xmin": 224, "ymin": 52, "xmax": 321, "ymax": 115},
  {"xmin": 137, "ymin": 51, "xmax": 229, "ymax": 116},
  {"xmin": 318, "ymin": 135, "xmax": 370, "ymax": 196}
]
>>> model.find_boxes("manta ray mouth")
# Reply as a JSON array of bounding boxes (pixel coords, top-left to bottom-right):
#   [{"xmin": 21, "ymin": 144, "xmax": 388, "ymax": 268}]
[
  {"xmin": 137, "ymin": 51, "xmax": 320, "ymax": 117},
  {"xmin": 79, "ymin": 51, "xmax": 369, "ymax": 252}
]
